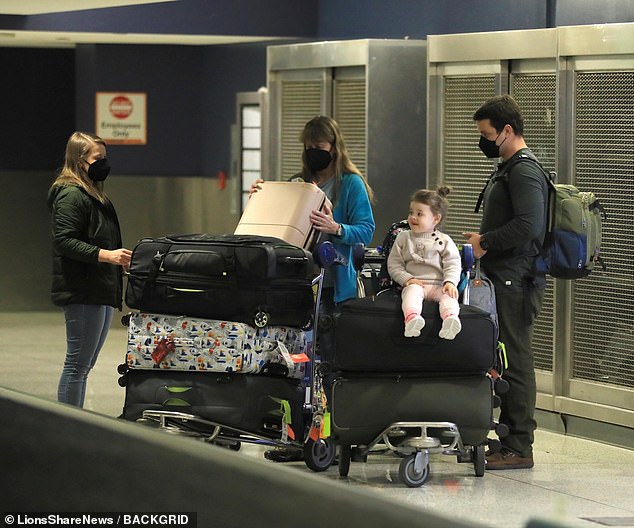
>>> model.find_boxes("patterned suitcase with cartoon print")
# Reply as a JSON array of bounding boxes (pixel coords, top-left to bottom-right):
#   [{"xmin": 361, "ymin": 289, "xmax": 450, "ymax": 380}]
[{"xmin": 126, "ymin": 312, "xmax": 310, "ymax": 379}]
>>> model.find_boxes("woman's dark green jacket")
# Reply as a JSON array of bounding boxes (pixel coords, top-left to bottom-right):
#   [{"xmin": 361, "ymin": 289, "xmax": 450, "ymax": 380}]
[{"xmin": 48, "ymin": 184, "xmax": 123, "ymax": 308}]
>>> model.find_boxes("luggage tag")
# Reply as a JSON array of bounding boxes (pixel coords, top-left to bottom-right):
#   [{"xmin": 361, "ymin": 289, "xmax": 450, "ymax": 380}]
[
  {"xmin": 277, "ymin": 342, "xmax": 310, "ymax": 370},
  {"xmin": 320, "ymin": 412, "xmax": 331, "ymax": 439},
  {"xmin": 281, "ymin": 399, "xmax": 296, "ymax": 442},
  {"xmin": 270, "ymin": 398, "xmax": 295, "ymax": 442},
  {"xmin": 308, "ymin": 413, "xmax": 322, "ymax": 443},
  {"xmin": 151, "ymin": 336, "xmax": 175, "ymax": 365}
]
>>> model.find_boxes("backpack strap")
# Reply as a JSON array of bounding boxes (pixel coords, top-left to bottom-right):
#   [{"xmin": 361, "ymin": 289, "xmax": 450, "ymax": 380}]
[{"xmin": 474, "ymin": 153, "xmax": 546, "ymax": 213}]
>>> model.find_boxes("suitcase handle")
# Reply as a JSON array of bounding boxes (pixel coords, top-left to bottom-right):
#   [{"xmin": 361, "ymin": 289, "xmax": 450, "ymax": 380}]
[
  {"xmin": 281, "ymin": 256, "xmax": 309, "ymax": 263},
  {"xmin": 162, "ymin": 249, "xmax": 230, "ymax": 275}
]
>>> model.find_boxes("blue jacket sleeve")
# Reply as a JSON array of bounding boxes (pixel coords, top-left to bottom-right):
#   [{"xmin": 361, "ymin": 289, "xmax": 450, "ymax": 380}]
[
  {"xmin": 331, "ymin": 174, "xmax": 375, "ymax": 303},
  {"xmin": 335, "ymin": 174, "xmax": 375, "ymax": 246}
]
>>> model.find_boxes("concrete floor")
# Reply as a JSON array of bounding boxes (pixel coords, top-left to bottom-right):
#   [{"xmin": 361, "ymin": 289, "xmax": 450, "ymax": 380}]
[{"xmin": 2, "ymin": 310, "xmax": 634, "ymax": 528}]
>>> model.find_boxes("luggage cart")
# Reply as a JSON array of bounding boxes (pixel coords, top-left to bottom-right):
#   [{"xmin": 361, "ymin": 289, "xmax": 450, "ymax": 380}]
[
  {"xmin": 309, "ymin": 243, "xmax": 506, "ymax": 487},
  {"xmin": 336, "ymin": 421, "xmax": 485, "ymax": 488},
  {"xmin": 118, "ymin": 240, "xmax": 342, "ymax": 472}
]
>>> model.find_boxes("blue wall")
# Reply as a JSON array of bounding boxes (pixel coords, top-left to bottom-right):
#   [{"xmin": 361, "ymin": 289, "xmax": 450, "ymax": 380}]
[
  {"xmin": 317, "ymin": 0, "xmax": 549, "ymax": 39},
  {"xmin": 0, "ymin": 48, "xmax": 75, "ymax": 171},
  {"xmin": 1, "ymin": 0, "xmax": 632, "ymax": 175},
  {"xmin": 75, "ymin": 44, "xmax": 205, "ymax": 176},
  {"xmin": 16, "ymin": 0, "xmax": 319, "ymax": 38}
]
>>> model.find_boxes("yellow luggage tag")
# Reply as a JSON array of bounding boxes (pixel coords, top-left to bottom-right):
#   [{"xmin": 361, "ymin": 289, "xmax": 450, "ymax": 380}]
[
  {"xmin": 498, "ymin": 341, "xmax": 509, "ymax": 369},
  {"xmin": 320, "ymin": 412, "xmax": 331, "ymax": 439}
]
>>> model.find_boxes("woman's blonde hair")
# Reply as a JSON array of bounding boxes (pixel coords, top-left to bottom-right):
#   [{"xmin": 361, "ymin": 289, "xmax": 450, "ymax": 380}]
[
  {"xmin": 51, "ymin": 131, "xmax": 108, "ymax": 204},
  {"xmin": 300, "ymin": 116, "xmax": 375, "ymax": 204}
]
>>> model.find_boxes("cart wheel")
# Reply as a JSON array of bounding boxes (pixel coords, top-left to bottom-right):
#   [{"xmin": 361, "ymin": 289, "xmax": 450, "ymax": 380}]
[
  {"xmin": 473, "ymin": 445, "xmax": 486, "ymax": 477},
  {"xmin": 399, "ymin": 453, "xmax": 430, "ymax": 488},
  {"xmin": 214, "ymin": 440, "xmax": 241, "ymax": 451},
  {"xmin": 304, "ymin": 438, "xmax": 335, "ymax": 472},
  {"xmin": 253, "ymin": 310, "xmax": 270, "ymax": 328},
  {"xmin": 338, "ymin": 445, "xmax": 352, "ymax": 477}
]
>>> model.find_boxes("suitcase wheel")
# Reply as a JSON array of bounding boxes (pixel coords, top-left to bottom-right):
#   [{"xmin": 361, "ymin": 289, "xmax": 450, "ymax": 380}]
[
  {"xmin": 253, "ymin": 310, "xmax": 270, "ymax": 328},
  {"xmin": 494, "ymin": 377, "xmax": 510, "ymax": 394},
  {"xmin": 121, "ymin": 313, "xmax": 132, "ymax": 327},
  {"xmin": 494, "ymin": 422, "xmax": 510, "ymax": 438},
  {"xmin": 338, "ymin": 445, "xmax": 352, "ymax": 477},
  {"xmin": 117, "ymin": 374, "xmax": 127, "ymax": 387},
  {"xmin": 473, "ymin": 445, "xmax": 485, "ymax": 477},
  {"xmin": 304, "ymin": 438, "xmax": 335, "ymax": 472},
  {"xmin": 117, "ymin": 363, "xmax": 129, "ymax": 375},
  {"xmin": 399, "ymin": 452, "xmax": 430, "ymax": 488}
]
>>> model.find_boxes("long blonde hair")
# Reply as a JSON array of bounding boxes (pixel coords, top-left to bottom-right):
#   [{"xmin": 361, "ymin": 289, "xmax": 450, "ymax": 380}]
[
  {"xmin": 51, "ymin": 131, "xmax": 108, "ymax": 204},
  {"xmin": 300, "ymin": 116, "xmax": 375, "ymax": 204}
]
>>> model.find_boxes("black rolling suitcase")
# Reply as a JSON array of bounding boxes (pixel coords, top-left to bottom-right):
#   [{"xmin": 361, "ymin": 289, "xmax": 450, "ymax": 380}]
[
  {"xmin": 121, "ymin": 370, "xmax": 305, "ymax": 441},
  {"xmin": 330, "ymin": 374, "xmax": 493, "ymax": 447},
  {"xmin": 125, "ymin": 234, "xmax": 315, "ymax": 328},
  {"xmin": 332, "ymin": 289, "xmax": 497, "ymax": 373}
]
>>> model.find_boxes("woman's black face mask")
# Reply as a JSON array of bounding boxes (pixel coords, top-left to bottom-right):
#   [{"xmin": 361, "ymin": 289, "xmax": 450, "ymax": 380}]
[
  {"xmin": 305, "ymin": 148, "xmax": 332, "ymax": 172},
  {"xmin": 87, "ymin": 158, "xmax": 111, "ymax": 182}
]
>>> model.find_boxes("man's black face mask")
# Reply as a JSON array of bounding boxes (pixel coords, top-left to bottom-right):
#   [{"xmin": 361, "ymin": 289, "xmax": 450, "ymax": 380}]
[{"xmin": 478, "ymin": 133, "xmax": 502, "ymax": 158}]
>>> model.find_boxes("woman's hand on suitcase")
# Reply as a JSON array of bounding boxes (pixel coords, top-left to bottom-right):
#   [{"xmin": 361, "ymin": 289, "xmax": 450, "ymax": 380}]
[
  {"xmin": 249, "ymin": 178, "xmax": 264, "ymax": 198},
  {"xmin": 310, "ymin": 202, "xmax": 339, "ymax": 235},
  {"xmin": 98, "ymin": 248, "xmax": 133, "ymax": 271}
]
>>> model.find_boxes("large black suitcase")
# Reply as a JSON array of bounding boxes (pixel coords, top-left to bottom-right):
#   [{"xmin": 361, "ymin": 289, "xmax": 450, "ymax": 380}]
[
  {"xmin": 126, "ymin": 234, "xmax": 315, "ymax": 328},
  {"xmin": 330, "ymin": 374, "xmax": 492, "ymax": 447},
  {"xmin": 121, "ymin": 370, "xmax": 305, "ymax": 441},
  {"xmin": 333, "ymin": 289, "xmax": 497, "ymax": 374}
]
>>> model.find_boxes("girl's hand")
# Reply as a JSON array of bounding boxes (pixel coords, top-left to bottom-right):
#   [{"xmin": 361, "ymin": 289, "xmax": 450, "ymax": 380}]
[{"xmin": 443, "ymin": 281, "xmax": 458, "ymax": 299}]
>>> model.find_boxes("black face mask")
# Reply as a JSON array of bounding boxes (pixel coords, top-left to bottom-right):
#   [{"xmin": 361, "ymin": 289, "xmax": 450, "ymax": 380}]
[
  {"xmin": 87, "ymin": 158, "xmax": 111, "ymax": 182},
  {"xmin": 305, "ymin": 148, "xmax": 332, "ymax": 172},
  {"xmin": 478, "ymin": 134, "xmax": 501, "ymax": 158}
]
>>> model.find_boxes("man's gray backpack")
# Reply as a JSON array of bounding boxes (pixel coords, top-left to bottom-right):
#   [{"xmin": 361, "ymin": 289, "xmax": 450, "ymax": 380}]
[{"xmin": 485, "ymin": 154, "xmax": 607, "ymax": 280}]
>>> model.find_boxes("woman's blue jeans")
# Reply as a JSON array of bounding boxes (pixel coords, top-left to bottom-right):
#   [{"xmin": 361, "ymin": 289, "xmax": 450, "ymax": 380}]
[{"xmin": 58, "ymin": 304, "xmax": 114, "ymax": 408}]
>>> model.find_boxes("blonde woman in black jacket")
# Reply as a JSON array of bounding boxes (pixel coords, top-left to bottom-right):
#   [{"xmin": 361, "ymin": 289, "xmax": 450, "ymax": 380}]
[{"xmin": 48, "ymin": 131, "xmax": 131, "ymax": 408}]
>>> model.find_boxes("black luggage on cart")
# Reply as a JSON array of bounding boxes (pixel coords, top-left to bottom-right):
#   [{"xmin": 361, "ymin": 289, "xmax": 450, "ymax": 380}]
[
  {"xmin": 333, "ymin": 289, "xmax": 497, "ymax": 373},
  {"xmin": 125, "ymin": 234, "xmax": 315, "ymax": 328},
  {"xmin": 121, "ymin": 370, "xmax": 305, "ymax": 441},
  {"xmin": 330, "ymin": 374, "xmax": 493, "ymax": 448}
]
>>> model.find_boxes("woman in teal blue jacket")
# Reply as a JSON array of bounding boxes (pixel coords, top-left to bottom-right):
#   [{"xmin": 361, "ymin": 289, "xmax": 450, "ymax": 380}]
[
  {"xmin": 253, "ymin": 115, "xmax": 375, "ymax": 462},
  {"xmin": 300, "ymin": 115, "xmax": 375, "ymax": 303}
]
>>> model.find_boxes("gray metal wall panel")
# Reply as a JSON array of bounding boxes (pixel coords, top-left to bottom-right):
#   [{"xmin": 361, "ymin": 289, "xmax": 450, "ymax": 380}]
[{"xmin": 571, "ymin": 70, "xmax": 634, "ymax": 389}]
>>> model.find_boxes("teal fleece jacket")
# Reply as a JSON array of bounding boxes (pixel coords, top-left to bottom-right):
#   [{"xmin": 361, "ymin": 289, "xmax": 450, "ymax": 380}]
[{"xmin": 330, "ymin": 173, "xmax": 375, "ymax": 303}]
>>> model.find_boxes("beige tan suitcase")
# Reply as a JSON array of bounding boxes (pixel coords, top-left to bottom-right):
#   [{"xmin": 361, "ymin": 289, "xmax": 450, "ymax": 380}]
[{"xmin": 234, "ymin": 181, "xmax": 329, "ymax": 249}]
